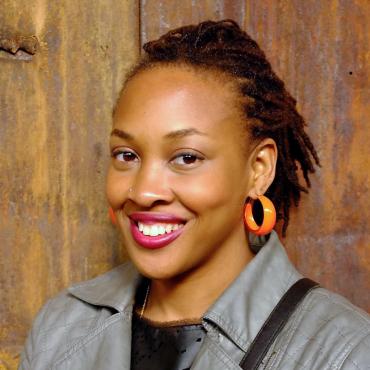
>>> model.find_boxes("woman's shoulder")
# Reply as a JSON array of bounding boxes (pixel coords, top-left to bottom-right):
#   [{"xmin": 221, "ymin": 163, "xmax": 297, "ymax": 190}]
[
  {"xmin": 308, "ymin": 286, "xmax": 370, "ymax": 331},
  {"xmin": 271, "ymin": 285, "xmax": 370, "ymax": 369},
  {"xmin": 19, "ymin": 262, "xmax": 138, "ymax": 369}
]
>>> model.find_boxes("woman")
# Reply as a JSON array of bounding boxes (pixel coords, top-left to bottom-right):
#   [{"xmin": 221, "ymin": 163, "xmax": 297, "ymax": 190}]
[{"xmin": 20, "ymin": 19, "xmax": 370, "ymax": 370}]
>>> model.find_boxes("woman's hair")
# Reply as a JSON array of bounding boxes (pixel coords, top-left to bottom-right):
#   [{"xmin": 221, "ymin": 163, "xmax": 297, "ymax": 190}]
[{"xmin": 124, "ymin": 19, "xmax": 320, "ymax": 235}]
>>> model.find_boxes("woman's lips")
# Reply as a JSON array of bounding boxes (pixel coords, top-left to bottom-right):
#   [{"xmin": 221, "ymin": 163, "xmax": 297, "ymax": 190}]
[{"xmin": 128, "ymin": 212, "xmax": 187, "ymax": 249}]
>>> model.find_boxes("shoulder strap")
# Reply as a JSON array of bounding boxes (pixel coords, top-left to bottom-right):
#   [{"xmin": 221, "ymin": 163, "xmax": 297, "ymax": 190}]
[{"xmin": 240, "ymin": 278, "xmax": 319, "ymax": 370}]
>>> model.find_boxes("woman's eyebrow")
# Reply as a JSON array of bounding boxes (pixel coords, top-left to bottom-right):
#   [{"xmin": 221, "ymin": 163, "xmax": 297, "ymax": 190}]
[
  {"xmin": 110, "ymin": 129, "xmax": 133, "ymax": 140},
  {"xmin": 110, "ymin": 128, "xmax": 207, "ymax": 141},
  {"xmin": 164, "ymin": 128, "xmax": 208, "ymax": 140}
]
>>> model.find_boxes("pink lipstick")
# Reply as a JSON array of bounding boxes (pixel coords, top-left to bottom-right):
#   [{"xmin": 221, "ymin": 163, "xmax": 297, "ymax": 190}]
[{"xmin": 129, "ymin": 212, "xmax": 186, "ymax": 249}]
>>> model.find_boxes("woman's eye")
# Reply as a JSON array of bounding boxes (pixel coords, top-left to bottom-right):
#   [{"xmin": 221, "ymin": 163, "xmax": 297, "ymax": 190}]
[
  {"xmin": 112, "ymin": 151, "xmax": 138, "ymax": 162},
  {"xmin": 171, "ymin": 153, "xmax": 203, "ymax": 166}
]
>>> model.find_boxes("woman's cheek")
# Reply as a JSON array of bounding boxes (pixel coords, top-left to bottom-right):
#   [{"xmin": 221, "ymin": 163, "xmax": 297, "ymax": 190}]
[
  {"xmin": 105, "ymin": 166, "xmax": 127, "ymax": 207},
  {"xmin": 175, "ymin": 173, "xmax": 231, "ymax": 212}
]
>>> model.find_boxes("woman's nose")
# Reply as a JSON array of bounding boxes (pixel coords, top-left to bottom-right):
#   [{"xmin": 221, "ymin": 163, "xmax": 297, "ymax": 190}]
[{"xmin": 128, "ymin": 162, "xmax": 174, "ymax": 207}]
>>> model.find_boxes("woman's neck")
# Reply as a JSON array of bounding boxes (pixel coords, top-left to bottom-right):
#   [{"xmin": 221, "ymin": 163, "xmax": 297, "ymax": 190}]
[{"xmin": 141, "ymin": 234, "xmax": 254, "ymax": 322}]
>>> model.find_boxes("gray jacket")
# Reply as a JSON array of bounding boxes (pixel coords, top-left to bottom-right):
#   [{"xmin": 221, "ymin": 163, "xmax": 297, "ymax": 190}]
[{"xmin": 19, "ymin": 231, "xmax": 370, "ymax": 369}]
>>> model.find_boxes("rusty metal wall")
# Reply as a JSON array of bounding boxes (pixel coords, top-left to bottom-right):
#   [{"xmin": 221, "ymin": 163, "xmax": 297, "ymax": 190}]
[
  {"xmin": 0, "ymin": 1, "xmax": 139, "ymax": 367},
  {"xmin": 0, "ymin": 0, "xmax": 369, "ymax": 368}
]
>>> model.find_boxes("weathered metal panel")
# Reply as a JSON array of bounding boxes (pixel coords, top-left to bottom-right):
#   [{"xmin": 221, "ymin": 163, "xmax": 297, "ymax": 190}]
[
  {"xmin": 140, "ymin": 0, "xmax": 370, "ymax": 311},
  {"xmin": 243, "ymin": 0, "xmax": 370, "ymax": 312},
  {"xmin": 140, "ymin": 0, "xmax": 246, "ymax": 46},
  {"xmin": 0, "ymin": 1, "xmax": 139, "ymax": 367},
  {"xmin": 0, "ymin": 0, "xmax": 369, "ymax": 368}
]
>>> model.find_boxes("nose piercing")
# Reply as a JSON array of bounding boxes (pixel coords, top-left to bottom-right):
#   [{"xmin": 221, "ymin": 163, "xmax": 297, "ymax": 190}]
[{"xmin": 129, "ymin": 187, "xmax": 133, "ymax": 193}]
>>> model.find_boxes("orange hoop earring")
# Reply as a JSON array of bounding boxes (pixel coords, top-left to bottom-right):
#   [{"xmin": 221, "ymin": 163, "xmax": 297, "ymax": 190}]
[
  {"xmin": 244, "ymin": 195, "xmax": 276, "ymax": 236},
  {"xmin": 108, "ymin": 207, "xmax": 117, "ymax": 225}
]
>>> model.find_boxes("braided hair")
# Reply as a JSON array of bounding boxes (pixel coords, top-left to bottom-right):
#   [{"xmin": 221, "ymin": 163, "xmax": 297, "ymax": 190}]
[{"xmin": 124, "ymin": 19, "xmax": 320, "ymax": 236}]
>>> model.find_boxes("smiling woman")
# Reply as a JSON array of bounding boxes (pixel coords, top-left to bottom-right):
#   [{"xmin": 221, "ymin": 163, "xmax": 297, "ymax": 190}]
[
  {"xmin": 19, "ymin": 20, "xmax": 370, "ymax": 370},
  {"xmin": 107, "ymin": 65, "xmax": 264, "ymax": 290}
]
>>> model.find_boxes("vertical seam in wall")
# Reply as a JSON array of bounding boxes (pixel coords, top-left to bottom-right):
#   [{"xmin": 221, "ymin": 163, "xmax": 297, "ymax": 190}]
[
  {"xmin": 138, "ymin": 0, "xmax": 142, "ymax": 53},
  {"xmin": 60, "ymin": 5, "xmax": 70, "ymax": 288}
]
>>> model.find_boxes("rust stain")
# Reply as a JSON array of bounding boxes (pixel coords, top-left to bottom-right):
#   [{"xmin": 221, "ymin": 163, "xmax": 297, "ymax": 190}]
[{"xmin": 0, "ymin": 35, "xmax": 39, "ymax": 55}]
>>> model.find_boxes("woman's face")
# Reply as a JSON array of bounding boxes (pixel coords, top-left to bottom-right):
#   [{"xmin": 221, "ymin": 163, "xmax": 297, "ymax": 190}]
[{"xmin": 107, "ymin": 65, "xmax": 259, "ymax": 280}]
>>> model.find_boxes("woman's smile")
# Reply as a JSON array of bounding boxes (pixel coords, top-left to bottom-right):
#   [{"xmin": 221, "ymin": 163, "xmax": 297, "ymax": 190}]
[{"xmin": 129, "ymin": 211, "xmax": 187, "ymax": 249}]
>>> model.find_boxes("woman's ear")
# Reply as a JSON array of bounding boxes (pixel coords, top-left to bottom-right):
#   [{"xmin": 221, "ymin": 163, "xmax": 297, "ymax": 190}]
[{"xmin": 247, "ymin": 138, "xmax": 278, "ymax": 199}]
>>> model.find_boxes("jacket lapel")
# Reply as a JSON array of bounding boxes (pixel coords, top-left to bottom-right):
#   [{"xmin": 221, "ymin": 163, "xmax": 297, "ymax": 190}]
[
  {"xmin": 67, "ymin": 262, "xmax": 141, "ymax": 313},
  {"xmin": 53, "ymin": 311, "xmax": 132, "ymax": 370},
  {"xmin": 51, "ymin": 262, "xmax": 141, "ymax": 369}
]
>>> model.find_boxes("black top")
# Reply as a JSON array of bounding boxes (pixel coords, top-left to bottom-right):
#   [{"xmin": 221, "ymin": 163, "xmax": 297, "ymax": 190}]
[{"xmin": 130, "ymin": 311, "xmax": 206, "ymax": 370}]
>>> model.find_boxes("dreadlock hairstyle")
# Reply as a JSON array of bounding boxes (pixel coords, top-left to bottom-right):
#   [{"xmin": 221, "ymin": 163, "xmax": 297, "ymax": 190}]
[{"xmin": 124, "ymin": 19, "xmax": 320, "ymax": 236}]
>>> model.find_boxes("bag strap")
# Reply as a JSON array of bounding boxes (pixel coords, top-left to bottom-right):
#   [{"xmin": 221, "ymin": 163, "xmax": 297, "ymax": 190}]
[{"xmin": 240, "ymin": 278, "xmax": 319, "ymax": 370}]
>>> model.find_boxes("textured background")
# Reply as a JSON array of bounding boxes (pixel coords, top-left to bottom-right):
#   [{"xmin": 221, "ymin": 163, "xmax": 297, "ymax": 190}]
[{"xmin": 0, "ymin": 1, "xmax": 369, "ymax": 368}]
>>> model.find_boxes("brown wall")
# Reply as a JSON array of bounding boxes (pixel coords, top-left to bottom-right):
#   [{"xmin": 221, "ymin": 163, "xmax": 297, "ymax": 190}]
[{"xmin": 0, "ymin": 1, "xmax": 369, "ymax": 368}]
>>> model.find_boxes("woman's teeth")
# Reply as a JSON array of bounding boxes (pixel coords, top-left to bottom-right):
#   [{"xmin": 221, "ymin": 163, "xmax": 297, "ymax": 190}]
[{"xmin": 138, "ymin": 222, "xmax": 184, "ymax": 236}]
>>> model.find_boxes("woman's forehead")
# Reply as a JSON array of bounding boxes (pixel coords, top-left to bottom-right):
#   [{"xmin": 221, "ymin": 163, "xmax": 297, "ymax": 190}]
[
  {"xmin": 111, "ymin": 66, "xmax": 250, "ymax": 155},
  {"xmin": 114, "ymin": 65, "xmax": 243, "ymax": 130}
]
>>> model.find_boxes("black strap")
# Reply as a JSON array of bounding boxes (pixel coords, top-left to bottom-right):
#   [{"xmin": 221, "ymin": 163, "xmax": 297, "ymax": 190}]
[{"xmin": 240, "ymin": 278, "xmax": 319, "ymax": 370}]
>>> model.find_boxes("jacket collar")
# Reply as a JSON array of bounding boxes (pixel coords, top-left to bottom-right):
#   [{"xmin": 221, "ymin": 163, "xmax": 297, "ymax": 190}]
[
  {"xmin": 68, "ymin": 231, "xmax": 301, "ymax": 352},
  {"xmin": 203, "ymin": 231, "xmax": 302, "ymax": 352},
  {"xmin": 68, "ymin": 262, "xmax": 141, "ymax": 313}
]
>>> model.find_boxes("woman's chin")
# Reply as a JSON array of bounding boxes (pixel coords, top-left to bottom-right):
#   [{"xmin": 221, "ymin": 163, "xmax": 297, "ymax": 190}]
[
  {"xmin": 122, "ymin": 233, "xmax": 194, "ymax": 281},
  {"xmin": 129, "ymin": 253, "xmax": 189, "ymax": 281},
  {"xmin": 136, "ymin": 265, "xmax": 181, "ymax": 281}
]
